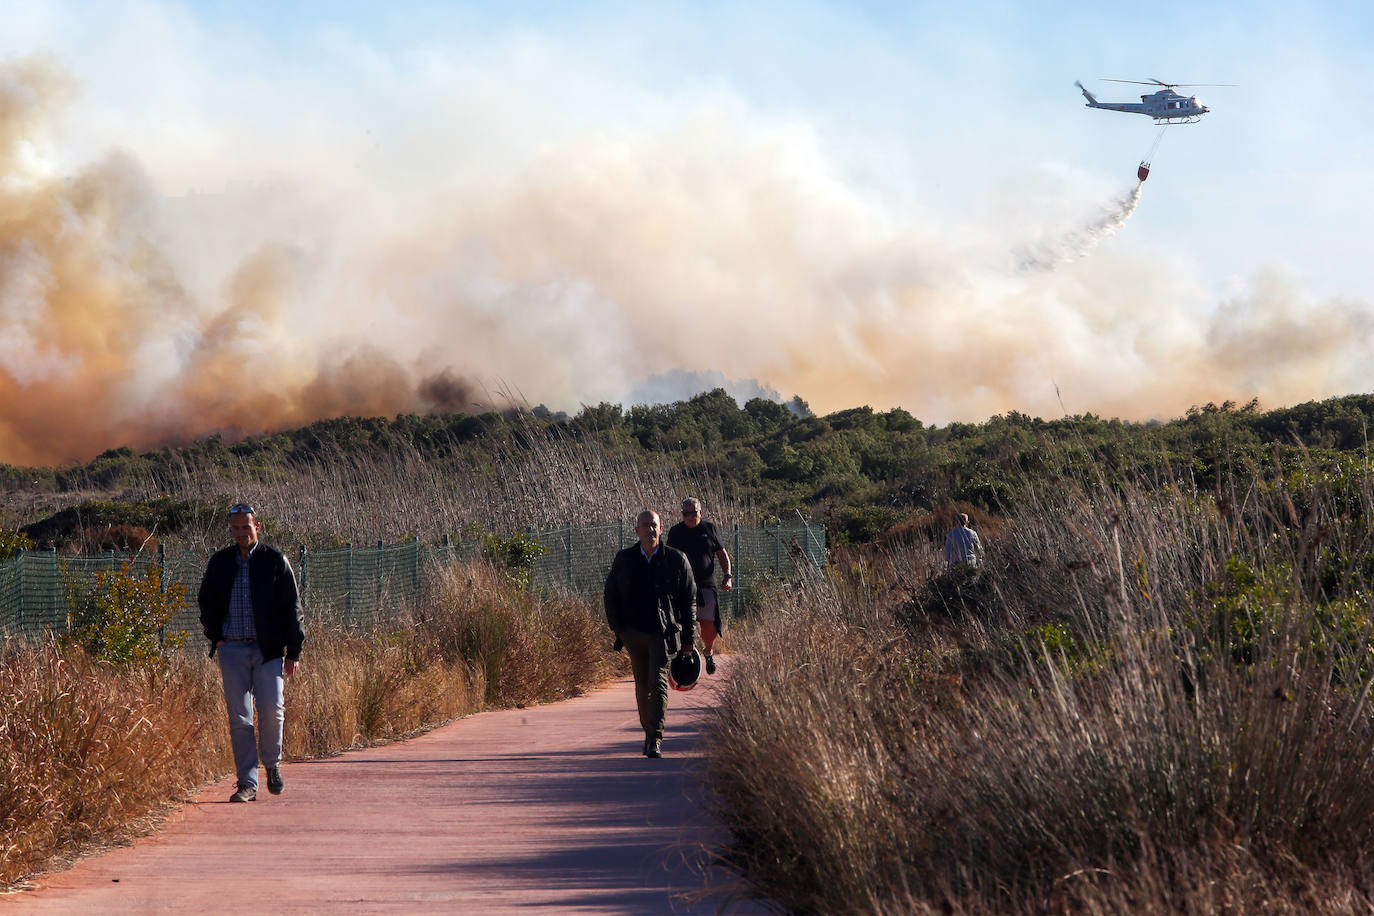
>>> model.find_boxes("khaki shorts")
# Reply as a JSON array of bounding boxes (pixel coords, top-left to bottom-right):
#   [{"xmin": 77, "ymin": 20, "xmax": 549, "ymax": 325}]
[{"xmin": 696, "ymin": 587, "xmax": 718, "ymax": 622}]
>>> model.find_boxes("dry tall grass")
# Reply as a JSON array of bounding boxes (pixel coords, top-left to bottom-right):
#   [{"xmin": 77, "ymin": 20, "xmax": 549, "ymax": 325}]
[
  {"xmin": 708, "ymin": 467, "xmax": 1374, "ymax": 913},
  {"xmin": 1, "ymin": 556, "xmax": 620, "ymax": 890},
  {"xmin": 123, "ymin": 414, "xmax": 738, "ymax": 548},
  {"xmin": 0, "ymin": 645, "xmax": 227, "ymax": 887}
]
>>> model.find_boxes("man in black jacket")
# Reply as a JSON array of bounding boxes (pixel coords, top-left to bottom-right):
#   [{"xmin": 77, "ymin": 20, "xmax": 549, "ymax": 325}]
[
  {"xmin": 604, "ymin": 509, "xmax": 696, "ymax": 758},
  {"xmin": 199, "ymin": 503, "xmax": 304, "ymax": 802}
]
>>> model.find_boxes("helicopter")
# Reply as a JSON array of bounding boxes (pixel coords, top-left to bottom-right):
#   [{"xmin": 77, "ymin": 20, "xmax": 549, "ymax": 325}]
[{"xmin": 1075, "ymin": 79, "xmax": 1230, "ymax": 124}]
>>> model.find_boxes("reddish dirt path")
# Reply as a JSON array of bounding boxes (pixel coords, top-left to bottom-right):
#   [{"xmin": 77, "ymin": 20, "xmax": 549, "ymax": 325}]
[{"xmin": 6, "ymin": 662, "xmax": 763, "ymax": 914}]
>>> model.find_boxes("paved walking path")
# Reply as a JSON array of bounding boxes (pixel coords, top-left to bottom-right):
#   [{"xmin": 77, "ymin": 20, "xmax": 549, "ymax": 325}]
[{"xmin": 6, "ymin": 662, "xmax": 762, "ymax": 914}]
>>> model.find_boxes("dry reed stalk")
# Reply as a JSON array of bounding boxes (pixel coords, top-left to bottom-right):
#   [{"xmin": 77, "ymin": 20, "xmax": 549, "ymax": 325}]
[
  {"xmin": 707, "ymin": 468, "xmax": 1374, "ymax": 913},
  {"xmin": 128, "ymin": 416, "xmax": 739, "ymax": 547}
]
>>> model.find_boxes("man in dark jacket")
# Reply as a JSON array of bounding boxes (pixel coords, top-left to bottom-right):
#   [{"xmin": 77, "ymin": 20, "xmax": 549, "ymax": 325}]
[
  {"xmin": 199, "ymin": 503, "xmax": 305, "ymax": 802},
  {"xmin": 604, "ymin": 509, "xmax": 696, "ymax": 758}
]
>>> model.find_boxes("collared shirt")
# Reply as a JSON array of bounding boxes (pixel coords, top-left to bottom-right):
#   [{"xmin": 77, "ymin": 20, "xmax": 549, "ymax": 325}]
[
  {"xmin": 224, "ymin": 543, "xmax": 258, "ymax": 639},
  {"xmin": 639, "ymin": 543, "xmax": 661, "ymax": 563}
]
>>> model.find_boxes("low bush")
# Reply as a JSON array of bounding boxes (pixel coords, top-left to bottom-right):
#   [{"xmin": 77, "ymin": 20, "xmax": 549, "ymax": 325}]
[
  {"xmin": 422, "ymin": 560, "xmax": 624, "ymax": 707},
  {"xmin": 64, "ymin": 561, "xmax": 186, "ymax": 671}
]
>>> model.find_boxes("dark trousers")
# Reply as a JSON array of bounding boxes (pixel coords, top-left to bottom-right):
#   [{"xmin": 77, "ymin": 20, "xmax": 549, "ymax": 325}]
[{"xmin": 619, "ymin": 628, "xmax": 668, "ymax": 740}]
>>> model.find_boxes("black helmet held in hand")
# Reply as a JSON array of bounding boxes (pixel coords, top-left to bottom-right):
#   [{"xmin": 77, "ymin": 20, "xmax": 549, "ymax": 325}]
[{"xmin": 669, "ymin": 647, "xmax": 702, "ymax": 691}]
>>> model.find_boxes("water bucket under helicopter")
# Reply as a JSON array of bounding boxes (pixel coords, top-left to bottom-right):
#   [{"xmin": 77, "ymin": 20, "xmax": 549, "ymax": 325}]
[{"xmin": 1137, "ymin": 161, "xmax": 1150, "ymax": 182}]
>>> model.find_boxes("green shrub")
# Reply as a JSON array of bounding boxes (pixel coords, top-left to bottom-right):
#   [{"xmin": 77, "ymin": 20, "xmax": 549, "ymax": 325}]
[
  {"xmin": 65, "ymin": 562, "xmax": 186, "ymax": 670},
  {"xmin": 480, "ymin": 531, "xmax": 547, "ymax": 590},
  {"xmin": 0, "ymin": 530, "xmax": 33, "ymax": 561}
]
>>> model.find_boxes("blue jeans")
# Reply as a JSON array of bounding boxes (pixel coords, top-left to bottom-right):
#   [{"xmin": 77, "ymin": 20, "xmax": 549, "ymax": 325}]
[{"xmin": 217, "ymin": 640, "xmax": 285, "ymax": 791}]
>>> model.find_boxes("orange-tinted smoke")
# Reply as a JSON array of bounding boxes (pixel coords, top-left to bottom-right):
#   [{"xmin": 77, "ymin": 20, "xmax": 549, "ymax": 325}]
[
  {"xmin": 3, "ymin": 56, "xmax": 1371, "ymax": 467},
  {"xmin": 0, "ymin": 60, "xmax": 485, "ymax": 466}
]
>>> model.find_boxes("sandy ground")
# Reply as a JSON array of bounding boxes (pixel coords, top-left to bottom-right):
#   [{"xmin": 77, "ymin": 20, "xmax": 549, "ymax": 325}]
[{"xmin": 5, "ymin": 660, "xmax": 764, "ymax": 914}]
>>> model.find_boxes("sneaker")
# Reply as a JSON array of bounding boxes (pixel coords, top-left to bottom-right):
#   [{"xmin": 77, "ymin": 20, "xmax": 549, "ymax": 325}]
[
  {"xmin": 704, "ymin": 654, "xmax": 716, "ymax": 675},
  {"xmin": 266, "ymin": 767, "xmax": 284, "ymax": 795},
  {"xmin": 229, "ymin": 785, "xmax": 257, "ymax": 803},
  {"xmin": 645, "ymin": 738, "xmax": 663, "ymax": 759}
]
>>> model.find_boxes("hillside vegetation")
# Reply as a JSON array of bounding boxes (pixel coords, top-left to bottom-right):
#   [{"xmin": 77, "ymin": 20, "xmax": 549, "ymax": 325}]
[
  {"xmin": 6, "ymin": 389, "xmax": 1374, "ymax": 908},
  {"xmin": 711, "ymin": 451, "xmax": 1374, "ymax": 912},
  {"xmin": 4, "ymin": 390, "xmax": 1374, "ymax": 549}
]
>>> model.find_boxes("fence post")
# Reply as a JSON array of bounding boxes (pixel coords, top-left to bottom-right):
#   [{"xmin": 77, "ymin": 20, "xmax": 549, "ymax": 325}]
[
  {"xmin": 14, "ymin": 548, "xmax": 23, "ymax": 641},
  {"xmin": 298, "ymin": 545, "xmax": 308, "ymax": 603},
  {"xmin": 376, "ymin": 540, "xmax": 384, "ymax": 628},
  {"xmin": 345, "ymin": 543, "xmax": 354, "ymax": 624},
  {"xmin": 157, "ymin": 542, "xmax": 167, "ymax": 645},
  {"xmin": 46, "ymin": 546, "xmax": 60, "ymax": 634},
  {"xmin": 732, "ymin": 524, "xmax": 741, "ymax": 615},
  {"xmin": 565, "ymin": 524, "xmax": 573, "ymax": 587},
  {"xmin": 773, "ymin": 524, "xmax": 782, "ymax": 575},
  {"xmin": 412, "ymin": 539, "xmax": 421, "ymax": 602}
]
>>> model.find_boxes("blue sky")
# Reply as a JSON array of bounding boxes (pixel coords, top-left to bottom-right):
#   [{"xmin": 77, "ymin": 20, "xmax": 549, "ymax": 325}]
[{"xmin": 0, "ymin": 0, "xmax": 1371, "ymax": 460}]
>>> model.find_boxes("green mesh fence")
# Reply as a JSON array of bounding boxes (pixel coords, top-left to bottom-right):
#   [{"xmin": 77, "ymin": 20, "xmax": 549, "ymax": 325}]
[{"xmin": 0, "ymin": 522, "xmax": 824, "ymax": 644}]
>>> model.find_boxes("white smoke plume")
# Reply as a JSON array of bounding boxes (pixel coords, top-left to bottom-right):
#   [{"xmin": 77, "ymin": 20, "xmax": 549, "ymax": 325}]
[
  {"xmin": 0, "ymin": 52, "xmax": 1371, "ymax": 467},
  {"xmin": 1015, "ymin": 183, "xmax": 1144, "ymax": 273}
]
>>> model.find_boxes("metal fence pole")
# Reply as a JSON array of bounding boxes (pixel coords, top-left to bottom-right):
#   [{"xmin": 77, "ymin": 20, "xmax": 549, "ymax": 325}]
[
  {"xmin": 376, "ymin": 540, "xmax": 384, "ymax": 628},
  {"xmin": 411, "ymin": 539, "xmax": 420, "ymax": 599},
  {"xmin": 298, "ymin": 545, "xmax": 308, "ymax": 612},
  {"xmin": 157, "ymin": 542, "xmax": 167, "ymax": 645},
  {"xmin": 346, "ymin": 543, "xmax": 354, "ymax": 624},
  {"xmin": 46, "ymin": 546, "xmax": 58, "ymax": 635},
  {"xmin": 730, "ymin": 524, "xmax": 741, "ymax": 616},
  {"xmin": 14, "ymin": 548, "xmax": 24, "ymax": 640}
]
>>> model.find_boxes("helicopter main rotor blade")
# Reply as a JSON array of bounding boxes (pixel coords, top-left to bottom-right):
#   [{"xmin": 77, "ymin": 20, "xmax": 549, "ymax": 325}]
[{"xmin": 1102, "ymin": 78, "xmax": 1235, "ymax": 88}]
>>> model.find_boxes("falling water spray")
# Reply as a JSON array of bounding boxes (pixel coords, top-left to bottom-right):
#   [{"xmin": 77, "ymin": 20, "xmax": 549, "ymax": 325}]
[{"xmin": 1014, "ymin": 182, "xmax": 1144, "ymax": 273}]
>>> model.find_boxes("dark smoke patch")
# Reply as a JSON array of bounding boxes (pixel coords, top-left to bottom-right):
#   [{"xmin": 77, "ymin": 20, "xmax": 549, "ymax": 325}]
[{"xmin": 417, "ymin": 369, "xmax": 480, "ymax": 413}]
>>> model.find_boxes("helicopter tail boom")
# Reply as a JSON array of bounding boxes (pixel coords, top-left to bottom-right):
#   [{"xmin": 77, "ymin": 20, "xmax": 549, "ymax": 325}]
[{"xmin": 1075, "ymin": 80, "xmax": 1099, "ymax": 104}]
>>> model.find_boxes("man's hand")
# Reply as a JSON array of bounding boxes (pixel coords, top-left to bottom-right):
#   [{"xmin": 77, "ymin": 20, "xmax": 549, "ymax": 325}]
[
  {"xmin": 284, "ymin": 659, "xmax": 300, "ymax": 679},
  {"xmin": 720, "ymin": 574, "xmax": 733, "ymax": 592}
]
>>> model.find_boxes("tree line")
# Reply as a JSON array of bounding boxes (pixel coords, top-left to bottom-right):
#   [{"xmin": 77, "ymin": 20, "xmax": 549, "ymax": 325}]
[{"xmin": 4, "ymin": 389, "xmax": 1374, "ymax": 547}]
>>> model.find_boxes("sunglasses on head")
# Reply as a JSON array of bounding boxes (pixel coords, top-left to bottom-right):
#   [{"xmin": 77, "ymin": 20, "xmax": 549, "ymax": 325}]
[{"xmin": 229, "ymin": 503, "xmax": 256, "ymax": 516}]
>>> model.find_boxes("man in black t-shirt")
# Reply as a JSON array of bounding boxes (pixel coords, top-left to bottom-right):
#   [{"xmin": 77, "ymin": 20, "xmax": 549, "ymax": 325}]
[{"xmin": 666, "ymin": 497, "xmax": 732, "ymax": 674}]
